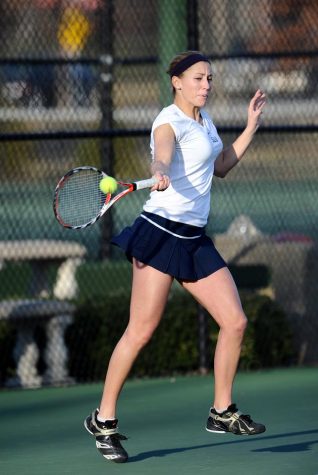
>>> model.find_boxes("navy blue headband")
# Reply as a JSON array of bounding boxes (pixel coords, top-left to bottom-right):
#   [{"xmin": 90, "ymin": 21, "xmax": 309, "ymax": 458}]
[{"xmin": 169, "ymin": 53, "xmax": 210, "ymax": 77}]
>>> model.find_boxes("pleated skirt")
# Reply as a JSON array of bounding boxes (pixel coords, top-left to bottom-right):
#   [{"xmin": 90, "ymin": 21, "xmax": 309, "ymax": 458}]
[{"xmin": 111, "ymin": 211, "xmax": 227, "ymax": 281}]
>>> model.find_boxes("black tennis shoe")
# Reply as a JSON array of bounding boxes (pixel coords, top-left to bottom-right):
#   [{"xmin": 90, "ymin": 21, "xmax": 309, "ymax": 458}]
[
  {"xmin": 206, "ymin": 404, "xmax": 266, "ymax": 435},
  {"xmin": 84, "ymin": 409, "xmax": 128, "ymax": 463}
]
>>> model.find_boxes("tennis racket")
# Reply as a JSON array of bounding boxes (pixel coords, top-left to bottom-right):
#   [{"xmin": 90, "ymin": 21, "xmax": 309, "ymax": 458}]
[{"xmin": 53, "ymin": 166, "xmax": 157, "ymax": 230}]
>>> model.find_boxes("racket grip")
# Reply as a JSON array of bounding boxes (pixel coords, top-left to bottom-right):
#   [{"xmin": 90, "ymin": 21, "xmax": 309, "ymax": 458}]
[{"xmin": 135, "ymin": 177, "xmax": 158, "ymax": 190}]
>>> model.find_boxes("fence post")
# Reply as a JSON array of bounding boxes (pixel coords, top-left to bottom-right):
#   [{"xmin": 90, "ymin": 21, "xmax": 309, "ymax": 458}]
[
  {"xmin": 98, "ymin": 0, "xmax": 114, "ymax": 259},
  {"xmin": 187, "ymin": 0, "xmax": 199, "ymax": 50},
  {"xmin": 158, "ymin": 0, "xmax": 188, "ymax": 106},
  {"xmin": 186, "ymin": 0, "xmax": 211, "ymax": 374}
]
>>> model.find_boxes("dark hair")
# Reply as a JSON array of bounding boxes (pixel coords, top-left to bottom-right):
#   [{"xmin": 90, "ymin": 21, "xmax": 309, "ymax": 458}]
[{"xmin": 167, "ymin": 51, "xmax": 211, "ymax": 95}]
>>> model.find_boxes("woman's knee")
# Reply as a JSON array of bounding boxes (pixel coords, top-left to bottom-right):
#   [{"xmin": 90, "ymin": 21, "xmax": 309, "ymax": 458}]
[
  {"xmin": 222, "ymin": 310, "xmax": 248, "ymax": 336},
  {"xmin": 236, "ymin": 313, "xmax": 248, "ymax": 335},
  {"xmin": 125, "ymin": 323, "xmax": 157, "ymax": 350}
]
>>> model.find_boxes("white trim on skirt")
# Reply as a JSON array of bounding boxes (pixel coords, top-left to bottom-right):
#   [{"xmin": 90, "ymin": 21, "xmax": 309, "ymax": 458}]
[{"xmin": 140, "ymin": 214, "xmax": 202, "ymax": 239}]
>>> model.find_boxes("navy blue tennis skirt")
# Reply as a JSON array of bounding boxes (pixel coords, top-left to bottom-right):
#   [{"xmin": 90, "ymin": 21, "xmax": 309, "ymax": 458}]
[{"xmin": 111, "ymin": 211, "xmax": 227, "ymax": 281}]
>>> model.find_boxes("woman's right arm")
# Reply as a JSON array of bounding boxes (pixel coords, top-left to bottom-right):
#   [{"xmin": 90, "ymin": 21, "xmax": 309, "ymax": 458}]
[{"xmin": 151, "ymin": 124, "xmax": 175, "ymax": 191}]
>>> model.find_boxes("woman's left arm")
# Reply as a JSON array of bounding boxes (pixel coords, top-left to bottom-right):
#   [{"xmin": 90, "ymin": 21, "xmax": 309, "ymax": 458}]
[{"xmin": 214, "ymin": 89, "xmax": 266, "ymax": 178}]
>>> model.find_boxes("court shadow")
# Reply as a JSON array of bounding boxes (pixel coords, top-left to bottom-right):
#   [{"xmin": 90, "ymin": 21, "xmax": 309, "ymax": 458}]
[
  {"xmin": 252, "ymin": 439, "xmax": 318, "ymax": 453},
  {"xmin": 128, "ymin": 429, "xmax": 318, "ymax": 463},
  {"xmin": 128, "ymin": 444, "xmax": 214, "ymax": 462}
]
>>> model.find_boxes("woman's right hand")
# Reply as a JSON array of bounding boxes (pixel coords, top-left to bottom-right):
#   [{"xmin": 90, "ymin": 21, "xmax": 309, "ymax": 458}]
[{"xmin": 151, "ymin": 172, "xmax": 170, "ymax": 191}]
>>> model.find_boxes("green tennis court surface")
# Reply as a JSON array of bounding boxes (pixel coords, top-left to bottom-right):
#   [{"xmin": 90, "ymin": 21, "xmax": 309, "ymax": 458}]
[{"xmin": 1, "ymin": 368, "xmax": 317, "ymax": 475}]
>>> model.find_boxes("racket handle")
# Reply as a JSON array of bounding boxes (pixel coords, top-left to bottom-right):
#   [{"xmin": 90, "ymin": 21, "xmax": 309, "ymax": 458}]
[{"xmin": 134, "ymin": 177, "xmax": 158, "ymax": 190}]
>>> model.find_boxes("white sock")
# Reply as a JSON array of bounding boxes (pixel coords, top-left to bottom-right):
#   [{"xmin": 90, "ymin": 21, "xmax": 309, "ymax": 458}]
[
  {"xmin": 97, "ymin": 415, "xmax": 116, "ymax": 423},
  {"xmin": 214, "ymin": 407, "xmax": 228, "ymax": 414}
]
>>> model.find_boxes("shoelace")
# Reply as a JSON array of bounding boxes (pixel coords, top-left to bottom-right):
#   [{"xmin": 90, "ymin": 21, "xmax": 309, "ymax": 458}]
[
  {"xmin": 97, "ymin": 432, "xmax": 128, "ymax": 443},
  {"xmin": 227, "ymin": 404, "xmax": 253, "ymax": 423},
  {"xmin": 239, "ymin": 413, "xmax": 253, "ymax": 424}
]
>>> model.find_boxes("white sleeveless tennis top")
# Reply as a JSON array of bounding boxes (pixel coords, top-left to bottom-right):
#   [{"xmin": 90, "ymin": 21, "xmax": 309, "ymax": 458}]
[{"xmin": 143, "ymin": 104, "xmax": 223, "ymax": 227}]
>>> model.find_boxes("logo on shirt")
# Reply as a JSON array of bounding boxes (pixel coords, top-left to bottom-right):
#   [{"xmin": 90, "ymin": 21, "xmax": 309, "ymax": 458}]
[{"xmin": 207, "ymin": 131, "xmax": 219, "ymax": 143}]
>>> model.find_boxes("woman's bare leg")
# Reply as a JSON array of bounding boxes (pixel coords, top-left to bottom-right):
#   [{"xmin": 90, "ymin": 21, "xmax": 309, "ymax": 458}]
[
  {"xmin": 181, "ymin": 267, "xmax": 247, "ymax": 411},
  {"xmin": 98, "ymin": 259, "xmax": 173, "ymax": 419}
]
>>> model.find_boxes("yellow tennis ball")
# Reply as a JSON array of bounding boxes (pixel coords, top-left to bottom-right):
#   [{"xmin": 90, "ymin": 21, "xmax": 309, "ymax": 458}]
[{"xmin": 99, "ymin": 176, "xmax": 118, "ymax": 194}]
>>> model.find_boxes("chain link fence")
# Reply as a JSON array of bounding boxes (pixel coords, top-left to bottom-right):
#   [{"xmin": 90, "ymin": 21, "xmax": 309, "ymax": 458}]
[{"xmin": 0, "ymin": 0, "xmax": 317, "ymax": 387}]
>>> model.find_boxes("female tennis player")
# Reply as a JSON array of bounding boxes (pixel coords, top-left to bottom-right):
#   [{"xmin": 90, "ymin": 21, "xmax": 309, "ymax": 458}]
[{"xmin": 84, "ymin": 50, "xmax": 267, "ymax": 463}]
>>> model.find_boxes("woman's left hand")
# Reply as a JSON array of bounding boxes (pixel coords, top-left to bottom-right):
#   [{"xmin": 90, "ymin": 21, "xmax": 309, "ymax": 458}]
[{"xmin": 246, "ymin": 89, "xmax": 266, "ymax": 133}]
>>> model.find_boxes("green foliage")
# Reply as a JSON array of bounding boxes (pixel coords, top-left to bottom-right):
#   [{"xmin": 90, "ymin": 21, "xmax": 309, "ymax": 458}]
[
  {"xmin": 76, "ymin": 260, "xmax": 132, "ymax": 301},
  {"xmin": 66, "ymin": 290, "xmax": 295, "ymax": 382},
  {"xmin": 0, "ymin": 321, "xmax": 16, "ymax": 384},
  {"xmin": 133, "ymin": 292, "xmax": 199, "ymax": 376},
  {"xmin": 65, "ymin": 294, "xmax": 129, "ymax": 381},
  {"xmin": 65, "ymin": 291, "xmax": 200, "ymax": 381},
  {"xmin": 239, "ymin": 293, "xmax": 295, "ymax": 369},
  {"xmin": 0, "ymin": 289, "xmax": 295, "ymax": 387}
]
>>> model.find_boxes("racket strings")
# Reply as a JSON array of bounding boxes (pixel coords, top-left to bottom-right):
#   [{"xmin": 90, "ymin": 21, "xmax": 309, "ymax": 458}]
[{"xmin": 57, "ymin": 169, "xmax": 105, "ymax": 227}]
